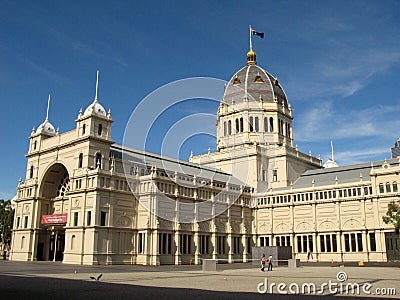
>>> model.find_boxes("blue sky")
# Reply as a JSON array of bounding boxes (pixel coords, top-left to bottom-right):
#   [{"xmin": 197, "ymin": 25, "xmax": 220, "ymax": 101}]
[{"xmin": 1, "ymin": 0, "xmax": 399, "ymax": 199}]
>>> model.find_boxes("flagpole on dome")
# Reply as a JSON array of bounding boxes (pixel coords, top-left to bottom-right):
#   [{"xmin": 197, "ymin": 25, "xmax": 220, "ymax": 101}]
[{"xmin": 249, "ymin": 25, "xmax": 253, "ymax": 51}]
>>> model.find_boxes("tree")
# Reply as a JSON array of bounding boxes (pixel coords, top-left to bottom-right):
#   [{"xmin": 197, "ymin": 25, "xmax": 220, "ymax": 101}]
[
  {"xmin": 383, "ymin": 201, "xmax": 400, "ymax": 234},
  {"xmin": 0, "ymin": 199, "xmax": 14, "ymax": 251}
]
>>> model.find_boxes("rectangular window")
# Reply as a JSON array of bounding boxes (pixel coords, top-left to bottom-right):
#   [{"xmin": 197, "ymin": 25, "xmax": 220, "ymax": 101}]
[
  {"xmin": 351, "ymin": 233, "xmax": 357, "ymax": 252},
  {"xmin": 87, "ymin": 211, "xmax": 91, "ymax": 226},
  {"xmin": 276, "ymin": 237, "xmax": 280, "ymax": 247},
  {"xmin": 273, "ymin": 170, "xmax": 278, "ymax": 182},
  {"xmin": 73, "ymin": 212, "xmax": 78, "ymax": 226},
  {"xmin": 167, "ymin": 234, "xmax": 172, "ymax": 254},
  {"xmin": 320, "ymin": 235, "xmax": 325, "ymax": 252},
  {"xmin": 326, "ymin": 235, "xmax": 332, "ymax": 252},
  {"xmin": 357, "ymin": 233, "xmax": 363, "ymax": 252},
  {"xmin": 138, "ymin": 233, "xmax": 144, "ymax": 253},
  {"xmin": 308, "ymin": 235, "xmax": 313, "ymax": 252},
  {"xmin": 247, "ymin": 237, "xmax": 251, "ymax": 252},
  {"xmin": 286, "ymin": 236, "xmax": 291, "ymax": 247},
  {"xmin": 332, "ymin": 234, "xmax": 337, "ymax": 252},
  {"xmin": 369, "ymin": 233, "xmax": 376, "ymax": 251},
  {"xmin": 379, "ymin": 184, "xmax": 384, "ymax": 194},
  {"xmin": 393, "ymin": 182, "xmax": 398, "ymax": 193},
  {"xmin": 100, "ymin": 211, "xmax": 107, "ymax": 226},
  {"xmin": 17, "ymin": 217, "xmax": 20, "ymax": 228},
  {"xmin": 297, "ymin": 236, "xmax": 302, "ymax": 253},
  {"xmin": 24, "ymin": 216, "xmax": 28, "ymax": 228},
  {"xmin": 344, "ymin": 234, "xmax": 350, "ymax": 252}
]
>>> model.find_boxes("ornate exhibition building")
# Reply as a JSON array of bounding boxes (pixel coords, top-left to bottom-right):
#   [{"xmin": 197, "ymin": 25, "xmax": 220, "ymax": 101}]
[{"xmin": 9, "ymin": 44, "xmax": 399, "ymax": 265}]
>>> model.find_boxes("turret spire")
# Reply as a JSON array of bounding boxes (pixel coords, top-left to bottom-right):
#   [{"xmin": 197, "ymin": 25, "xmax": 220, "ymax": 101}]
[
  {"xmin": 95, "ymin": 70, "xmax": 99, "ymax": 102},
  {"xmin": 46, "ymin": 94, "xmax": 51, "ymax": 121}
]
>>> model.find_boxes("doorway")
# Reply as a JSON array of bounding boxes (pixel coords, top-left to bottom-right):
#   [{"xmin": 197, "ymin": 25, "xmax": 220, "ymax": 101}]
[{"xmin": 49, "ymin": 232, "xmax": 65, "ymax": 261}]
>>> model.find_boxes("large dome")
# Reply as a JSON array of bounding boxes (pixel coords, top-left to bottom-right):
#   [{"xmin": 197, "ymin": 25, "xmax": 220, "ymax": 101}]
[{"xmin": 223, "ymin": 63, "xmax": 288, "ymax": 106}]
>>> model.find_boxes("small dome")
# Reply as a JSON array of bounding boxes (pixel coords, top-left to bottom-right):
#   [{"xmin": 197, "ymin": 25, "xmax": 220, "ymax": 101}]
[
  {"xmin": 36, "ymin": 120, "xmax": 56, "ymax": 136},
  {"xmin": 323, "ymin": 159, "xmax": 339, "ymax": 168},
  {"xmin": 83, "ymin": 99, "xmax": 106, "ymax": 117}
]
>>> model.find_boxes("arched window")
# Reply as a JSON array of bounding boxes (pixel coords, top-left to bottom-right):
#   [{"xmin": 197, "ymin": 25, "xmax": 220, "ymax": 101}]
[
  {"xmin": 21, "ymin": 236, "xmax": 25, "ymax": 249},
  {"xmin": 29, "ymin": 166, "xmax": 34, "ymax": 179},
  {"xmin": 235, "ymin": 119, "xmax": 239, "ymax": 133},
  {"xmin": 249, "ymin": 117, "xmax": 254, "ymax": 132},
  {"xmin": 78, "ymin": 153, "xmax": 83, "ymax": 168},
  {"xmin": 82, "ymin": 124, "xmax": 86, "ymax": 135},
  {"xmin": 379, "ymin": 183, "xmax": 384, "ymax": 193},
  {"xmin": 240, "ymin": 117, "xmax": 244, "ymax": 132},
  {"xmin": 269, "ymin": 117, "xmax": 274, "ymax": 132},
  {"xmin": 95, "ymin": 153, "xmax": 102, "ymax": 169},
  {"xmin": 264, "ymin": 117, "xmax": 268, "ymax": 132},
  {"xmin": 71, "ymin": 235, "xmax": 76, "ymax": 250},
  {"xmin": 393, "ymin": 182, "xmax": 398, "ymax": 193},
  {"xmin": 386, "ymin": 182, "xmax": 391, "ymax": 193},
  {"xmin": 98, "ymin": 124, "xmax": 102, "ymax": 135},
  {"xmin": 228, "ymin": 120, "xmax": 232, "ymax": 135},
  {"xmin": 255, "ymin": 117, "xmax": 259, "ymax": 132},
  {"xmin": 288, "ymin": 124, "xmax": 291, "ymax": 138},
  {"xmin": 223, "ymin": 121, "xmax": 227, "ymax": 136},
  {"xmin": 33, "ymin": 140, "xmax": 37, "ymax": 150}
]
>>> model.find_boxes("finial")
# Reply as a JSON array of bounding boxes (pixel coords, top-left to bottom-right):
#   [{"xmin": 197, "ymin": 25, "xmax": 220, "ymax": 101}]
[
  {"xmin": 107, "ymin": 108, "xmax": 111, "ymax": 119},
  {"xmin": 95, "ymin": 70, "xmax": 99, "ymax": 102},
  {"xmin": 46, "ymin": 94, "xmax": 51, "ymax": 121},
  {"xmin": 78, "ymin": 108, "xmax": 83, "ymax": 118},
  {"xmin": 247, "ymin": 25, "xmax": 256, "ymax": 65},
  {"xmin": 190, "ymin": 151, "xmax": 193, "ymax": 157},
  {"xmin": 208, "ymin": 147, "xmax": 211, "ymax": 154},
  {"xmin": 31, "ymin": 127, "xmax": 35, "ymax": 134}
]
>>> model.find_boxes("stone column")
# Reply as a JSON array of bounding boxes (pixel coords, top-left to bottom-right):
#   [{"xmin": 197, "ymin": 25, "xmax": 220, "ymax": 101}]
[
  {"xmin": 227, "ymin": 233, "xmax": 233, "ymax": 263},
  {"xmin": 151, "ymin": 230, "xmax": 160, "ymax": 265},
  {"xmin": 242, "ymin": 235, "xmax": 248, "ymax": 262},
  {"xmin": 194, "ymin": 231, "xmax": 200, "ymax": 264},
  {"xmin": 362, "ymin": 230, "xmax": 368, "ymax": 261},
  {"xmin": 174, "ymin": 231, "xmax": 181, "ymax": 265},
  {"xmin": 211, "ymin": 232, "xmax": 217, "ymax": 260}
]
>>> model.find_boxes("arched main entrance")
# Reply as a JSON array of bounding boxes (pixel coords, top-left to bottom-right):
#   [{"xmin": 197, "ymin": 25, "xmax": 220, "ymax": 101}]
[{"xmin": 36, "ymin": 163, "xmax": 70, "ymax": 262}]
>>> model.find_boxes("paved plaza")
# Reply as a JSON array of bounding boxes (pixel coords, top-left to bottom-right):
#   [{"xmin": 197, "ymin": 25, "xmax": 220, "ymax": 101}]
[{"xmin": 0, "ymin": 261, "xmax": 399, "ymax": 299}]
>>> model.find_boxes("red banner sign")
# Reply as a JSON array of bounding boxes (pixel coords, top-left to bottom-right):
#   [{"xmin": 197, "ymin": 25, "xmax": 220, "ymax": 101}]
[{"xmin": 41, "ymin": 213, "xmax": 68, "ymax": 224}]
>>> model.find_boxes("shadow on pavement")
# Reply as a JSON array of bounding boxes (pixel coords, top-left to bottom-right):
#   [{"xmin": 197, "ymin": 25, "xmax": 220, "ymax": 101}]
[{"xmin": 0, "ymin": 274, "xmax": 393, "ymax": 300}]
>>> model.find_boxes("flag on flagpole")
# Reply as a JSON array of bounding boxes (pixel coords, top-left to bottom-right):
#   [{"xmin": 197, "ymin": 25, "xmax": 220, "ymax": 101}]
[{"xmin": 251, "ymin": 27, "xmax": 264, "ymax": 39}]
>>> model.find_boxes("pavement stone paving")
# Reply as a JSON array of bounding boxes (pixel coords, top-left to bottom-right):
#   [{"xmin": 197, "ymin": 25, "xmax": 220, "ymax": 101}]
[{"xmin": 1, "ymin": 260, "xmax": 399, "ymax": 299}]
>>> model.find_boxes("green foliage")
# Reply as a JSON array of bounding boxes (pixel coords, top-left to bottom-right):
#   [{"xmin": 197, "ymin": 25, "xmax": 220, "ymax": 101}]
[
  {"xmin": 0, "ymin": 199, "xmax": 14, "ymax": 248},
  {"xmin": 383, "ymin": 201, "xmax": 400, "ymax": 234}
]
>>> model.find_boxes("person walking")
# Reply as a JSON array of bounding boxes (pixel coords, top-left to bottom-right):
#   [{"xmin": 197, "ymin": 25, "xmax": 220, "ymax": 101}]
[
  {"xmin": 260, "ymin": 253, "xmax": 266, "ymax": 271},
  {"xmin": 267, "ymin": 255, "xmax": 273, "ymax": 271}
]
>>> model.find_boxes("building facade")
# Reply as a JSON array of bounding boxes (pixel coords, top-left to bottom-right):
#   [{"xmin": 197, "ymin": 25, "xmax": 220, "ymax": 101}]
[{"xmin": 10, "ymin": 47, "xmax": 399, "ymax": 265}]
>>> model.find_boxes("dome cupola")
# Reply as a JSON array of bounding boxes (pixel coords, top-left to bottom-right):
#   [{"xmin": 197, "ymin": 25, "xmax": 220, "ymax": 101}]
[
  {"xmin": 83, "ymin": 71, "xmax": 107, "ymax": 117},
  {"xmin": 36, "ymin": 94, "xmax": 56, "ymax": 136}
]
